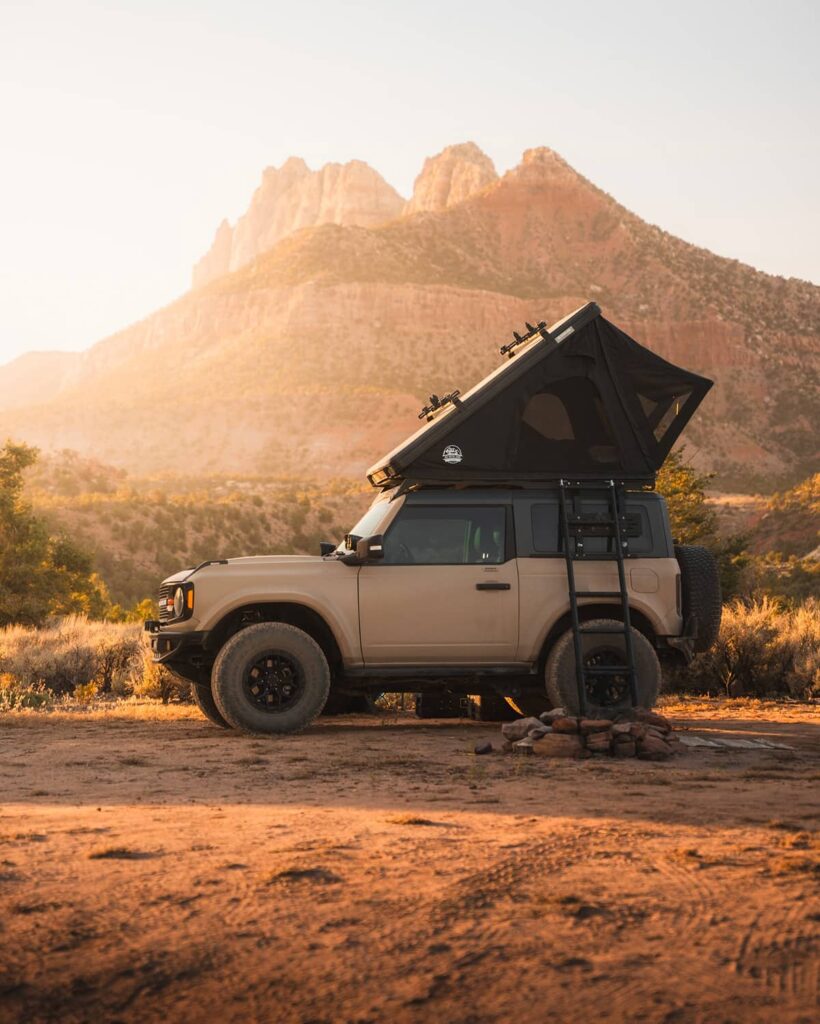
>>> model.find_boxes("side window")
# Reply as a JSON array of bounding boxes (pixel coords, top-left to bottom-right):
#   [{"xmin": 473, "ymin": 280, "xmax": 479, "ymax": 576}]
[
  {"xmin": 531, "ymin": 502, "xmax": 560, "ymax": 553},
  {"xmin": 383, "ymin": 506, "xmax": 507, "ymax": 565},
  {"xmin": 530, "ymin": 502, "xmax": 652, "ymax": 555}
]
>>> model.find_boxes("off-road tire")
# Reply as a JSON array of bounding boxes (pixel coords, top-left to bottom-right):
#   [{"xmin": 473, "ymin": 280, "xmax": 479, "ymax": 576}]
[
  {"xmin": 545, "ymin": 619, "xmax": 662, "ymax": 718},
  {"xmin": 211, "ymin": 623, "xmax": 330, "ymax": 735},
  {"xmin": 675, "ymin": 544, "xmax": 722, "ymax": 653},
  {"xmin": 190, "ymin": 680, "xmax": 231, "ymax": 729}
]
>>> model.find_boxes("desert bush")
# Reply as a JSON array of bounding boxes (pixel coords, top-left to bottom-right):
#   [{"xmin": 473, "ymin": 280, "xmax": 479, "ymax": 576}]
[
  {"xmin": 0, "ymin": 615, "xmax": 185, "ymax": 702},
  {"xmin": 670, "ymin": 598, "xmax": 819, "ymax": 699},
  {"xmin": 0, "ymin": 673, "xmax": 52, "ymax": 710}
]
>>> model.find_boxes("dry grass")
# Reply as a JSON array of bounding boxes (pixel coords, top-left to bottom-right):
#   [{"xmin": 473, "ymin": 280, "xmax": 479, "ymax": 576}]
[
  {"xmin": 670, "ymin": 598, "xmax": 819, "ymax": 699},
  {"xmin": 0, "ymin": 616, "xmax": 184, "ymax": 707}
]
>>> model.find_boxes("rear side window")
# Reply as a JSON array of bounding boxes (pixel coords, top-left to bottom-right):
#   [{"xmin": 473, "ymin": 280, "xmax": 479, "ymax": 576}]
[
  {"xmin": 529, "ymin": 502, "xmax": 653, "ymax": 555},
  {"xmin": 383, "ymin": 506, "xmax": 506, "ymax": 565}
]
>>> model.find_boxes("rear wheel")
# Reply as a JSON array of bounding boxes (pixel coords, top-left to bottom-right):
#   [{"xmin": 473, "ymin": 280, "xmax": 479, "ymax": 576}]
[
  {"xmin": 545, "ymin": 619, "xmax": 662, "ymax": 718},
  {"xmin": 212, "ymin": 623, "xmax": 330, "ymax": 734}
]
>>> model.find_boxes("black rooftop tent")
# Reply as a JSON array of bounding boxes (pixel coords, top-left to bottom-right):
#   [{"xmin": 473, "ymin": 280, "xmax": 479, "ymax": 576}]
[{"xmin": 367, "ymin": 303, "xmax": 712, "ymax": 490}]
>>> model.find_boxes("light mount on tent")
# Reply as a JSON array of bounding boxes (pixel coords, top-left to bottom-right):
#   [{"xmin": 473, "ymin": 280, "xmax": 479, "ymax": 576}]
[
  {"xmin": 418, "ymin": 390, "xmax": 462, "ymax": 421},
  {"xmin": 500, "ymin": 321, "xmax": 549, "ymax": 358}
]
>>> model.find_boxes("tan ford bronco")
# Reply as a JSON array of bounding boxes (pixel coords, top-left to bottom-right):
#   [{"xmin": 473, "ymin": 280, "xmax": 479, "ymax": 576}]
[{"xmin": 146, "ymin": 303, "xmax": 721, "ymax": 733}]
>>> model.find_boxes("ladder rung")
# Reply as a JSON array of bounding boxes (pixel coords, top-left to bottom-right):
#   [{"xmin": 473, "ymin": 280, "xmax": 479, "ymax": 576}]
[
  {"xmin": 574, "ymin": 554, "xmax": 622, "ymax": 561},
  {"xmin": 560, "ymin": 482, "xmax": 617, "ymax": 490},
  {"xmin": 579, "ymin": 625, "xmax": 628, "ymax": 635},
  {"xmin": 577, "ymin": 591, "xmax": 623, "ymax": 598}
]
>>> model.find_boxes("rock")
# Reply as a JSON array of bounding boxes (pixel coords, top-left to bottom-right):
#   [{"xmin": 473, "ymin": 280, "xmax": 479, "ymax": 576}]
[
  {"xmin": 404, "ymin": 141, "xmax": 498, "ymax": 215},
  {"xmin": 539, "ymin": 708, "xmax": 567, "ymax": 723},
  {"xmin": 612, "ymin": 722, "xmax": 632, "ymax": 736},
  {"xmin": 628, "ymin": 723, "xmax": 647, "ymax": 740},
  {"xmin": 584, "ymin": 732, "xmax": 612, "ymax": 753},
  {"xmin": 532, "ymin": 734, "xmax": 587, "ymax": 759},
  {"xmin": 580, "ymin": 719, "xmax": 611, "ymax": 735},
  {"xmin": 474, "ymin": 741, "xmax": 493, "ymax": 755},
  {"xmin": 193, "ymin": 157, "xmax": 404, "ymax": 287},
  {"xmin": 636, "ymin": 734, "xmax": 674, "ymax": 761},
  {"xmin": 527, "ymin": 725, "xmax": 551, "ymax": 739},
  {"xmin": 632, "ymin": 708, "xmax": 672, "ymax": 732},
  {"xmin": 612, "ymin": 739, "xmax": 636, "ymax": 758},
  {"xmin": 551, "ymin": 717, "xmax": 579, "ymax": 734},
  {"xmin": 501, "ymin": 717, "xmax": 544, "ymax": 742},
  {"xmin": 513, "ymin": 737, "xmax": 535, "ymax": 755},
  {"xmin": 501, "ymin": 739, "xmax": 514, "ymax": 754}
]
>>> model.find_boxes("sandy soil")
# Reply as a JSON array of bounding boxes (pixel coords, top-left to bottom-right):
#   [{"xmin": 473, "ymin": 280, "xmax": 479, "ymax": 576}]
[{"xmin": 1, "ymin": 698, "xmax": 818, "ymax": 1024}]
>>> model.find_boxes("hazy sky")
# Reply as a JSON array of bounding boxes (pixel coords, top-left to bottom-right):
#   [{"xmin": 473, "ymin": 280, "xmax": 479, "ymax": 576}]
[{"xmin": 0, "ymin": 0, "xmax": 817, "ymax": 366}]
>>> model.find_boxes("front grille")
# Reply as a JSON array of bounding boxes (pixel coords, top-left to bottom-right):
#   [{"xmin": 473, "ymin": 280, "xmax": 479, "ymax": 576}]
[{"xmin": 158, "ymin": 583, "xmax": 174, "ymax": 622}]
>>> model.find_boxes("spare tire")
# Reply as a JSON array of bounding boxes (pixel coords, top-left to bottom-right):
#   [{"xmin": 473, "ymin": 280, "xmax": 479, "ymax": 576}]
[
  {"xmin": 675, "ymin": 545, "xmax": 722, "ymax": 653},
  {"xmin": 545, "ymin": 619, "xmax": 662, "ymax": 718}
]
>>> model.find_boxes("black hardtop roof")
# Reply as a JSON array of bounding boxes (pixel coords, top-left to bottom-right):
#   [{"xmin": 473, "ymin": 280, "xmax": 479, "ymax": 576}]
[{"xmin": 367, "ymin": 302, "xmax": 712, "ymax": 490}]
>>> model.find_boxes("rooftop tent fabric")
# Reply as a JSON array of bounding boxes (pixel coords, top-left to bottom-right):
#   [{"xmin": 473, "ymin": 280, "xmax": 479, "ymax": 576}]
[{"xmin": 366, "ymin": 303, "xmax": 713, "ymax": 488}]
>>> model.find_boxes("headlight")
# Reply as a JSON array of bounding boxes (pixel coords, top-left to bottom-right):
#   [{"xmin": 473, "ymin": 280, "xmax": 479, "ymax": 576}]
[{"xmin": 173, "ymin": 587, "xmax": 185, "ymax": 618}]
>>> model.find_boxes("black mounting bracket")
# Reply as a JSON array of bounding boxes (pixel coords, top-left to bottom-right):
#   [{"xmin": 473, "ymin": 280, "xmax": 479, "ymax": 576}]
[
  {"xmin": 500, "ymin": 321, "xmax": 549, "ymax": 358},
  {"xmin": 418, "ymin": 390, "xmax": 462, "ymax": 421}
]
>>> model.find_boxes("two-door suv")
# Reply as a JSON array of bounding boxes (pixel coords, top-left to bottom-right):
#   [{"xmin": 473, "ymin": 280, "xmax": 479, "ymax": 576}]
[{"xmin": 146, "ymin": 303, "xmax": 721, "ymax": 733}]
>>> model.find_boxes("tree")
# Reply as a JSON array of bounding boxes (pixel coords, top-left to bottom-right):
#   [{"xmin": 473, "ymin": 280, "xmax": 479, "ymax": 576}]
[
  {"xmin": 0, "ymin": 441, "xmax": 108, "ymax": 626},
  {"xmin": 656, "ymin": 448, "xmax": 747, "ymax": 599}
]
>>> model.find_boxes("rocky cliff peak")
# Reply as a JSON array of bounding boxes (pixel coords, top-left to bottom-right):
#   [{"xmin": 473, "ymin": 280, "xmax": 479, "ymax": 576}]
[
  {"xmin": 404, "ymin": 142, "xmax": 498, "ymax": 216},
  {"xmin": 192, "ymin": 157, "xmax": 404, "ymax": 288},
  {"xmin": 506, "ymin": 147, "xmax": 581, "ymax": 186}
]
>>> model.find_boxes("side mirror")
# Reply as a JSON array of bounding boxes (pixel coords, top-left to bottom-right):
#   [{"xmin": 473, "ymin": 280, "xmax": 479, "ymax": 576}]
[
  {"xmin": 356, "ymin": 534, "xmax": 384, "ymax": 561},
  {"xmin": 319, "ymin": 542, "xmax": 336, "ymax": 557}
]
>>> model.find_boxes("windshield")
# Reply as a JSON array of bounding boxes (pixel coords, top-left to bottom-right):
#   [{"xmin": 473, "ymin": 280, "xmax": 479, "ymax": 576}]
[{"xmin": 336, "ymin": 497, "xmax": 391, "ymax": 552}]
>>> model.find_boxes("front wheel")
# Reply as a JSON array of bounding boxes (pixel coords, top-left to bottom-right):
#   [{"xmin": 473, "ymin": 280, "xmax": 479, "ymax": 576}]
[
  {"xmin": 211, "ymin": 623, "xmax": 330, "ymax": 734},
  {"xmin": 545, "ymin": 619, "xmax": 662, "ymax": 718}
]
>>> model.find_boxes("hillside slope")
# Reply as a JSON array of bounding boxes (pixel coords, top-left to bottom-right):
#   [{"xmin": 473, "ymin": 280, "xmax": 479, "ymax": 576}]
[{"xmin": 1, "ymin": 144, "xmax": 817, "ymax": 488}]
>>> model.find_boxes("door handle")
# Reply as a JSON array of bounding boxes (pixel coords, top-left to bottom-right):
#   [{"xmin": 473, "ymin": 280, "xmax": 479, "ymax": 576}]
[{"xmin": 476, "ymin": 582, "xmax": 511, "ymax": 591}]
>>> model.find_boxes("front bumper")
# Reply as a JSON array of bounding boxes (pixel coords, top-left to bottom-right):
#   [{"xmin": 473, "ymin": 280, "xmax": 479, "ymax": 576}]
[{"xmin": 146, "ymin": 627, "xmax": 209, "ymax": 665}]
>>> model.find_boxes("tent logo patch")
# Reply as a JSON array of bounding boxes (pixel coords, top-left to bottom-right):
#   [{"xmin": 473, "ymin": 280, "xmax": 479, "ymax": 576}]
[{"xmin": 442, "ymin": 445, "xmax": 463, "ymax": 465}]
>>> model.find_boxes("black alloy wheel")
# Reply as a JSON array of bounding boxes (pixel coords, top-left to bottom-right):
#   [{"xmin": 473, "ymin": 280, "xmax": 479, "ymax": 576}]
[
  {"xmin": 243, "ymin": 651, "xmax": 305, "ymax": 713},
  {"xmin": 583, "ymin": 645, "xmax": 631, "ymax": 707}
]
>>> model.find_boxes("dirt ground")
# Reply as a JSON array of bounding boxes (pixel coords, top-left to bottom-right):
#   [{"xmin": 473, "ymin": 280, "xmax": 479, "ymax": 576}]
[{"xmin": 1, "ymin": 698, "xmax": 818, "ymax": 1024}]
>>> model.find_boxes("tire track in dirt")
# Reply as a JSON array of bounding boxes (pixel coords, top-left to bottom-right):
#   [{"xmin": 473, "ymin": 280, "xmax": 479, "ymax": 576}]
[{"xmin": 732, "ymin": 890, "xmax": 819, "ymax": 1005}]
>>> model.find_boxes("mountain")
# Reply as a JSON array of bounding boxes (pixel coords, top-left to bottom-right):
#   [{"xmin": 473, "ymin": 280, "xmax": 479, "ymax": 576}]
[
  {"xmin": 1, "ymin": 142, "xmax": 817, "ymax": 489},
  {"xmin": 0, "ymin": 350, "xmax": 80, "ymax": 410},
  {"xmin": 403, "ymin": 141, "xmax": 497, "ymax": 215},
  {"xmin": 192, "ymin": 157, "xmax": 404, "ymax": 287}
]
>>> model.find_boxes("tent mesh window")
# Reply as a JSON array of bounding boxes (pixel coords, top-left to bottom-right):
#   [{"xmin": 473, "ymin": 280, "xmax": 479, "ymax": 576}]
[{"xmin": 516, "ymin": 377, "xmax": 620, "ymax": 472}]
